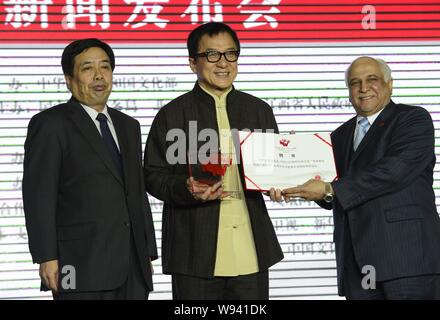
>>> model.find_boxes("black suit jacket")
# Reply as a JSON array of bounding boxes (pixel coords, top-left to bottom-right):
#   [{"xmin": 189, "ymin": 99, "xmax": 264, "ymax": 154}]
[
  {"xmin": 23, "ymin": 97, "xmax": 157, "ymax": 292},
  {"xmin": 325, "ymin": 101, "xmax": 440, "ymax": 295},
  {"xmin": 143, "ymin": 83, "xmax": 283, "ymax": 278}
]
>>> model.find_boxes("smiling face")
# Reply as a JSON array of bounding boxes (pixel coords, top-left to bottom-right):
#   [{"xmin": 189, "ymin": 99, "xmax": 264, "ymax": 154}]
[
  {"xmin": 65, "ymin": 46, "xmax": 113, "ymax": 112},
  {"xmin": 347, "ymin": 57, "xmax": 393, "ymax": 117},
  {"xmin": 189, "ymin": 32, "xmax": 238, "ymax": 97}
]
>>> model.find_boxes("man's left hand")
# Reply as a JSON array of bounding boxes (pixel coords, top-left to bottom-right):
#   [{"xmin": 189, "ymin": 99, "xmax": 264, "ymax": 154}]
[{"xmin": 265, "ymin": 188, "xmax": 283, "ymax": 202}]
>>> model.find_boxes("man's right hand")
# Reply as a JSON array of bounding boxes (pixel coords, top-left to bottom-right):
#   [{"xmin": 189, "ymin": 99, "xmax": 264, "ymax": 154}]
[{"xmin": 39, "ymin": 259, "xmax": 59, "ymax": 293}]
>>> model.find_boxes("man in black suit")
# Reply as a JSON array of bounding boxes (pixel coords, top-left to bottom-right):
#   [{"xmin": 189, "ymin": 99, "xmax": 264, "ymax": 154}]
[
  {"xmin": 272, "ymin": 56, "xmax": 440, "ymax": 299},
  {"xmin": 144, "ymin": 22, "xmax": 283, "ymax": 299},
  {"xmin": 22, "ymin": 38, "xmax": 157, "ymax": 299}
]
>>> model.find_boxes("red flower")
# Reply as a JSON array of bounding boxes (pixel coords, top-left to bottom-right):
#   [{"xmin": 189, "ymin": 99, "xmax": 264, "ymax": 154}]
[
  {"xmin": 200, "ymin": 153, "xmax": 231, "ymax": 177},
  {"xmin": 280, "ymin": 139, "xmax": 290, "ymax": 147},
  {"xmin": 201, "ymin": 163, "xmax": 228, "ymax": 176}
]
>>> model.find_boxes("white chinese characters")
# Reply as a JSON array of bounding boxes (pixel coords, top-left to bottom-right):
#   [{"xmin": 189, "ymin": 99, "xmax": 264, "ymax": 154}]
[
  {"xmin": 62, "ymin": 0, "xmax": 110, "ymax": 29},
  {"xmin": 124, "ymin": 0, "xmax": 169, "ymax": 29},
  {"xmin": 238, "ymin": 0, "xmax": 281, "ymax": 29},
  {"xmin": 3, "ymin": 0, "xmax": 282, "ymax": 30},
  {"xmin": 181, "ymin": 0, "xmax": 223, "ymax": 24},
  {"xmin": 5, "ymin": 0, "xmax": 53, "ymax": 29}
]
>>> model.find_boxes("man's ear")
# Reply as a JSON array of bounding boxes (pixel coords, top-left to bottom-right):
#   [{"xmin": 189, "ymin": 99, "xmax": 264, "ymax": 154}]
[
  {"xmin": 388, "ymin": 79, "xmax": 393, "ymax": 96},
  {"xmin": 189, "ymin": 57, "xmax": 197, "ymax": 74},
  {"xmin": 64, "ymin": 74, "xmax": 72, "ymax": 92}
]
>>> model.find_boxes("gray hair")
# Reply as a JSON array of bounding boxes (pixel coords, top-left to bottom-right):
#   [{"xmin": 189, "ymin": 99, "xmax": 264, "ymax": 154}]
[{"xmin": 345, "ymin": 56, "xmax": 392, "ymax": 87}]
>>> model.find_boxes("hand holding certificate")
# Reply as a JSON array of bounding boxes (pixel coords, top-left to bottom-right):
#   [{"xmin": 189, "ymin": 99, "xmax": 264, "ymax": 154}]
[{"xmin": 239, "ymin": 131, "xmax": 337, "ymax": 191}]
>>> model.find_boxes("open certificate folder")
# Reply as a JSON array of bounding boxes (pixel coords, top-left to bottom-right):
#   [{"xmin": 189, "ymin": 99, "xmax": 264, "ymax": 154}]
[{"xmin": 239, "ymin": 131, "xmax": 337, "ymax": 191}]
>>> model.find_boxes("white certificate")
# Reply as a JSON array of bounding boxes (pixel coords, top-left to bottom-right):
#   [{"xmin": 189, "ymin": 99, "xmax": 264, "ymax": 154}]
[{"xmin": 239, "ymin": 131, "xmax": 337, "ymax": 191}]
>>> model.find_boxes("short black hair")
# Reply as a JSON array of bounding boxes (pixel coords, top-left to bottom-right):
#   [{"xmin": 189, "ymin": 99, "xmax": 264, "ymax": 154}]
[
  {"xmin": 61, "ymin": 38, "xmax": 115, "ymax": 77},
  {"xmin": 187, "ymin": 22, "xmax": 240, "ymax": 59}
]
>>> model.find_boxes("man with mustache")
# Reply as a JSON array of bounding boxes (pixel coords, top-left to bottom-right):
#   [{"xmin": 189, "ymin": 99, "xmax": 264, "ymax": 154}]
[
  {"xmin": 144, "ymin": 22, "xmax": 283, "ymax": 299},
  {"xmin": 271, "ymin": 56, "xmax": 440, "ymax": 299},
  {"xmin": 23, "ymin": 38, "xmax": 157, "ymax": 299}
]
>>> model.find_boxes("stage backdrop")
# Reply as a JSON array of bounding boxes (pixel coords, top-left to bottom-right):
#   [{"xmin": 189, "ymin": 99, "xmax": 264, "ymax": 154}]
[{"xmin": 0, "ymin": 0, "xmax": 439, "ymax": 299}]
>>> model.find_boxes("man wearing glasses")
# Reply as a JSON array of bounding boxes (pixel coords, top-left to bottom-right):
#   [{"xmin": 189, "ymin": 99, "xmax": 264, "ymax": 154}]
[{"xmin": 143, "ymin": 22, "xmax": 283, "ymax": 299}]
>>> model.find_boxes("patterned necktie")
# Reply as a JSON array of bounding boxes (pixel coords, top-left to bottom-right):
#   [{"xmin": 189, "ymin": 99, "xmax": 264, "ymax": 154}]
[
  {"xmin": 96, "ymin": 113, "xmax": 123, "ymax": 177},
  {"xmin": 353, "ymin": 117, "xmax": 370, "ymax": 151}
]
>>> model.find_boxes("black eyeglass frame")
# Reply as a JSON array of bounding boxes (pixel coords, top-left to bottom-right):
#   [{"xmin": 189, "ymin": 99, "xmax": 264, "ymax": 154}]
[{"xmin": 194, "ymin": 50, "xmax": 240, "ymax": 63}]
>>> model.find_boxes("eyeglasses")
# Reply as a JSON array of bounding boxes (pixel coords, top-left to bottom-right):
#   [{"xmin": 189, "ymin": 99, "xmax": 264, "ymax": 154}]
[{"xmin": 195, "ymin": 50, "xmax": 240, "ymax": 63}]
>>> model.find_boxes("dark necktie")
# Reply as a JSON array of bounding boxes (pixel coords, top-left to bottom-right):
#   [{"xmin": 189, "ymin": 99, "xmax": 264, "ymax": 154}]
[{"xmin": 96, "ymin": 113, "xmax": 123, "ymax": 177}]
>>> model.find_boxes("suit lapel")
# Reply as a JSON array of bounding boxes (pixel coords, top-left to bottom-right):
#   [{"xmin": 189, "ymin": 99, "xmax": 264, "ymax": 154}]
[
  {"xmin": 108, "ymin": 108, "xmax": 130, "ymax": 188},
  {"xmin": 342, "ymin": 118, "xmax": 356, "ymax": 171},
  {"xmin": 350, "ymin": 101, "xmax": 396, "ymax": 163},
  {"xmin": 333, "ymin": 117, "xmax": 356, "ymax": 175},
  {"xmin": 66, "ymin": 98, "xmax": 124, "ymax": 186}
]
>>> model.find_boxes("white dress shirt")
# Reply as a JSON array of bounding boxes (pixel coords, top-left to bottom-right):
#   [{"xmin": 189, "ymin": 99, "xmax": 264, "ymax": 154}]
[{"xmin": 353, "ymin": 108, "xmax": 384, "ymax": 147}]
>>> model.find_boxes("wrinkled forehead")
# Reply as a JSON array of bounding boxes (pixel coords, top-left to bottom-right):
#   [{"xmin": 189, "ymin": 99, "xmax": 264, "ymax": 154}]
[
  {"xmin": 348, "ymin": 58, "xmax": 383, "ymax": 79},
  {"xmin": 198, "ymin": 32, "xmax": 237, "ymax": 51},
  {"xmin": 74, "ymin": 47, "xmax": 110, "ymax": 65}
]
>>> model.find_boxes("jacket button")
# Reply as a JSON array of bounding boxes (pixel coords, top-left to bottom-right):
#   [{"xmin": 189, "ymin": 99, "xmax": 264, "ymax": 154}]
[{"xmin": 124, "ymin": 221, "xmax": 130, "ymax": 227}]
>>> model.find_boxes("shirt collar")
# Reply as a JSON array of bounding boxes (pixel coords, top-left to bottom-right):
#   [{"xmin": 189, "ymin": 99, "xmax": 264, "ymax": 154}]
[
  {"xmin": 357, "ymin": 106, "xmax": 385, "ymax": 125},
  {"xmin": 81, "ymin": 104, "xmax": 113, "ymax": 125},
  {"xmin": 198, "ymin": 82, "xmax": 233, "ymax": 106}
]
